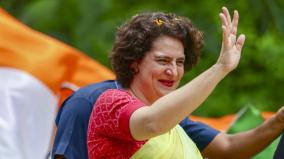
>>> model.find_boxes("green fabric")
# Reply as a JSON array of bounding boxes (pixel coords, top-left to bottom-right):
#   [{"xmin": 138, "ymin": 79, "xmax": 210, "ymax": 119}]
[
  {"xmin": 227, "ymin": 105, "xmax": 280, "ymax": 159},
  {"xmin": 131, "ymin": 125, "xmax": 203, "ymax": 159}
]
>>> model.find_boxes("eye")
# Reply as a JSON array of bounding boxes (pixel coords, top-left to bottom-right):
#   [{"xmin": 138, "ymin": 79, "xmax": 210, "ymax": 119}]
[
  {"xmin": 156, "ymin": 59, "xmax": 169, "ymax": 65},
  {"xmin": 176, "ymin": 60, "xmax": 185, "ymax": 67}
]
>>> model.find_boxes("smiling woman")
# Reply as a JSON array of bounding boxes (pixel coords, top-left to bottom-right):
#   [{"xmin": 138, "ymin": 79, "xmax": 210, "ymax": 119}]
[{"xmin": 87, "ymin": 8, "xmax": 245, "ymax": 159}]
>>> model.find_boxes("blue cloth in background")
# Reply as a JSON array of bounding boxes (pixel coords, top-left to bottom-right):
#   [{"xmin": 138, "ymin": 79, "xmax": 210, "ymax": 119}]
[
  {"xmin": 273, "ymin": 133, "xmax": 284, "ymax": 159},
  {"xmin": 52, "ymin": 80, "xmax": 121, "ymax": 159}
]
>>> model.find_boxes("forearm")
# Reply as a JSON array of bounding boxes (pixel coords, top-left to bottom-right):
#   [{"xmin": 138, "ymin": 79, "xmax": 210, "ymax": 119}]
[
  {"xmin": 204, "ymin": 114, "xmax": 284, "ymax": 159},
  {"xmin": 153, "ymin": 64, "xmax": 228, "ymax": 129},
  {"xmin": 231, "ymin": 115, "xmax": 283, "ymax": 158},
  {"xmin": 131, "ymin": 64, "xmax": 230, "ymax": 140}
]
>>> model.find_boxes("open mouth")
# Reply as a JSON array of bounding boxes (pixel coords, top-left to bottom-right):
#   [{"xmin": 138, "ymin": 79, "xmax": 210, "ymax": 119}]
[{"xmin": 159, "ymin": 80, "xmax": 174, "ymax": 87}]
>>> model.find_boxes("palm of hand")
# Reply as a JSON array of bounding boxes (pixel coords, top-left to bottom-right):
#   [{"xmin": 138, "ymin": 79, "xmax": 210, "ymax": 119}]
[{"xmin": 217, "ymin": 7, "xmax": 245, "ymax": 72}]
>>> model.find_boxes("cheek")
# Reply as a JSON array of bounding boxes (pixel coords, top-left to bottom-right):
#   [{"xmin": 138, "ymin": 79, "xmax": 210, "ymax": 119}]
[
  {"xmin": 178, "ymin": 68, "xmax": 184, "ymax": 78},
  {"xmin": 145, "ymin": 63, "xmax": 165, "ymax": 76}
]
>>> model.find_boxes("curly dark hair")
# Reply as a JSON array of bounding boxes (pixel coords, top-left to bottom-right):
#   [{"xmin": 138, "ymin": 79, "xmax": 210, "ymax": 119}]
[{"xmin": 110, "ymin": 12, "xmax": 204, "ymax": 88}]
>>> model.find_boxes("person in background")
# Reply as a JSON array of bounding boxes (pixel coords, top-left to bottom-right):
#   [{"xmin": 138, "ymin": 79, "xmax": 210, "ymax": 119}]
[
  {"xmin": 52, "ymin": 7, "xmax": 284, "ymax": 159},
  {"xmin": 273, "ymin": 133, "xmax": 284, "ymax": 159}
]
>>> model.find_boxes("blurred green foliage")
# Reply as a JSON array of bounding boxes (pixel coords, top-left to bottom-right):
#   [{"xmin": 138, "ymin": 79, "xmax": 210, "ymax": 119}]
[{"xmin": 1, "ymin": 0, "xmax": 283, "ymax": 117}]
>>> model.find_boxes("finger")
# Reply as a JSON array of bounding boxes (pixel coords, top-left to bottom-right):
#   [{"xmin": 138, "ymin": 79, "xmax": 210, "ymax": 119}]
[
  {"xmin": 231, "ymin": 10, "xmax": 239, "ymax": 35},
  {"xmin": 235, "ymin": 34, "xmax": 245, "ymax": 51},
  {"xmin": 219, "ymin": 13, "xmax": 228, "ymax": 27},
  {"xmin": 222, "ymin": 7, "xmax": 231, "ymax": 27},
  {"xmin": 222, "ymin": 25, "xmax": 229, "ymax": 49}
]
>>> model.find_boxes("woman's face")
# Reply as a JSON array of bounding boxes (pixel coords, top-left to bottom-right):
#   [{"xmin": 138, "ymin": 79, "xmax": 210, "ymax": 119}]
[{"xmin": 130, "ymin": 35, "xmax": 185, "ymax": 104}]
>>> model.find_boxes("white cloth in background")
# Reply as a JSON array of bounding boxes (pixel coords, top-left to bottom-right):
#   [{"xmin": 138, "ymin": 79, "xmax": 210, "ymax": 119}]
[{"xmin": 0, "ymin": 68, "xmax": 57, "ymax": 159}]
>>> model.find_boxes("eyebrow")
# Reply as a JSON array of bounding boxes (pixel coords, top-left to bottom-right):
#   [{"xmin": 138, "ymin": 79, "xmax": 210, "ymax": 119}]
[{"xmin": 154, "ymin": 55, "xmax": 185, "ymax": 61}]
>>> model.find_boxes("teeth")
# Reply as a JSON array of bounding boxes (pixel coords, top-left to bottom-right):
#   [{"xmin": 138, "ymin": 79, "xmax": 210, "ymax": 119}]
[{"xmin": 160, "ymin": 80, "xmax": 173, "ymax": 87}]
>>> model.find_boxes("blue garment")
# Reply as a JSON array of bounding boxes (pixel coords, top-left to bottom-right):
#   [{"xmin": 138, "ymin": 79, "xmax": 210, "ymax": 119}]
[
  {"xmin": 273, "ymin": 133, "xmax": 284, "ymax": 159},
  {"xmin": 52, "ymin": 80, "xmax": 219, "ymax": 159}
]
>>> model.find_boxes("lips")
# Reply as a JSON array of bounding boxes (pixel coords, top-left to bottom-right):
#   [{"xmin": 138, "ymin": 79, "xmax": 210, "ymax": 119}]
[{"xmin": 159, "ymin": 80, "xmax": 174, "ymax": 87}]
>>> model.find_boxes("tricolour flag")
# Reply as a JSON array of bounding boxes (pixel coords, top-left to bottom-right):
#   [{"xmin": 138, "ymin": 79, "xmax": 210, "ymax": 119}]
[{"xmin": 0, "ymin": 8, "xmax": 114, "ymax": 159}]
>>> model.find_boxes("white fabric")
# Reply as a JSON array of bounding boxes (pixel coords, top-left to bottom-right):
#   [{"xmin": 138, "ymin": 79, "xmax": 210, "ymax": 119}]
[{"xmin": 0, "ymin": 67, "xmax": 57, "ymax": 159}]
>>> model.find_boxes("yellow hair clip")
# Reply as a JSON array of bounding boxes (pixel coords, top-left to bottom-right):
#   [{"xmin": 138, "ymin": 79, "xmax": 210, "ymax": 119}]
[
  {"xmin": 153, "ymin": 19, "xmax": 164, "ymax": 26},
  {"xmin": 173, "ymin": 18, "xmax": 181, "ymax": 21}
]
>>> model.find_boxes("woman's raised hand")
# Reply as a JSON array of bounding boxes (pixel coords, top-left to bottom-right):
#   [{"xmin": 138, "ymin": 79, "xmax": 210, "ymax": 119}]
[{"xmin": 216, "ymin": 7, "xmax": 246, "ymax": 72}]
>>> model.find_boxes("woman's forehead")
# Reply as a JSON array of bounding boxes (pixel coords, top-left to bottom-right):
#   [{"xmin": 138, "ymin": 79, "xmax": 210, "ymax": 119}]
[{"xmin": 149, "ymin": 36, "xmax": 185, "ymax": 57}]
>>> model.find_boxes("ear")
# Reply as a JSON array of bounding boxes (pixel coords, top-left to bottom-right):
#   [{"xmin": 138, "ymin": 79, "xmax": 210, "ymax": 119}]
[{"xmin": 130, "ymin": 62, "xmax": 139, "ymax": 73}]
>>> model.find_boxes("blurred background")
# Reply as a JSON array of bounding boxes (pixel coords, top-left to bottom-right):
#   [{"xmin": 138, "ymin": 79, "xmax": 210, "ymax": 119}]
[{"xmin": 1, "ymin": 0, "xmax": 283, "ymax": 117}]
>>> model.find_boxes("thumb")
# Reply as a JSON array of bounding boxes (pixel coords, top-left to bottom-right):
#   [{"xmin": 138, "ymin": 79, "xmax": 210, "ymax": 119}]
[{"xmin": 236, "ymin": 34, "xmax": 246, "ymax": 51}]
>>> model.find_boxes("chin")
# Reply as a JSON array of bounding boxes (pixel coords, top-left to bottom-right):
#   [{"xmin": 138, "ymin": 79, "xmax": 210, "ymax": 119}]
[
  {"xmin": 155, "ymin": 84, "xmax": 178, "ymax": 97},
  {"xmin": 158, "ymin": 89, "xmax": 173, "ymax": 97}
]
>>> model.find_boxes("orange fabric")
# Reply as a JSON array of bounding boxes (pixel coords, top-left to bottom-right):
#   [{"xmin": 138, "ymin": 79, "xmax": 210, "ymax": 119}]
[
  {"xmin": 190, "ymin": 115, "xmax": 235, "ymax": 131},
  {"xmin": 0, "ymin": 8, "xmax": 114, "ymax": 94},
  {"xmin": 262, "ymin": 112, "xmax": 275, "ymax": 120},
  {"xmin": 57, "ymin": 88, "xmax": 75, "ymax": 107},
  {"xmin": 190, "ymin": 112, "xmax": 274, "ymax": 131}
]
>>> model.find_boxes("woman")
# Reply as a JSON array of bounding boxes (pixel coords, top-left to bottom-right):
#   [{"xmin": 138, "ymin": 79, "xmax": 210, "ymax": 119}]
[{"xmin": 88, "ymin": 7, "xmax": 245, "ymax": 158}]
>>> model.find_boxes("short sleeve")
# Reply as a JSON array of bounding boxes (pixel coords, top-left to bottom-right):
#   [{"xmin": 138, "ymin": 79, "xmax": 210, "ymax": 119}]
[
  {"xmin": 179, "ymin": 117, "xmax": 220, "ymax": 151},
  {"xmin": 88, "ymin": 89, "xmax": 145, "ymax": 141}
]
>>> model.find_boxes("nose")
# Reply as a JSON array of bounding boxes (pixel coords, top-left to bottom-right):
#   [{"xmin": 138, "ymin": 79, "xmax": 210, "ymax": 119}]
[{"xmin": 165, "ymin": 64, "xmax": 178, "ymax": 77}]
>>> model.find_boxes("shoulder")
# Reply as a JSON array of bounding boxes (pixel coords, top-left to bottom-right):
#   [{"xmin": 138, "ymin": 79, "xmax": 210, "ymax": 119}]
[
  {"xmin": 100, "ymin": 89, "xmax": 131, "ymax": 96},
  {"xmin": 92, "ymin": 89, "xmax": 145, "ymax": 124},
  {"xmin": 88, "ymin": 88, "xmax": 145, "ymax": 140},
  {"xmin": 97, "ymin": 89, "xmax": 136, "ymax": 103}
]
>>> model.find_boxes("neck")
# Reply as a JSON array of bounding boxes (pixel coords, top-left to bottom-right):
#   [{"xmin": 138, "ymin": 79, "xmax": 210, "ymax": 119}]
[{"xmin": 129, "ymin": 85, "xmax": 153, "ymax": 105}]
